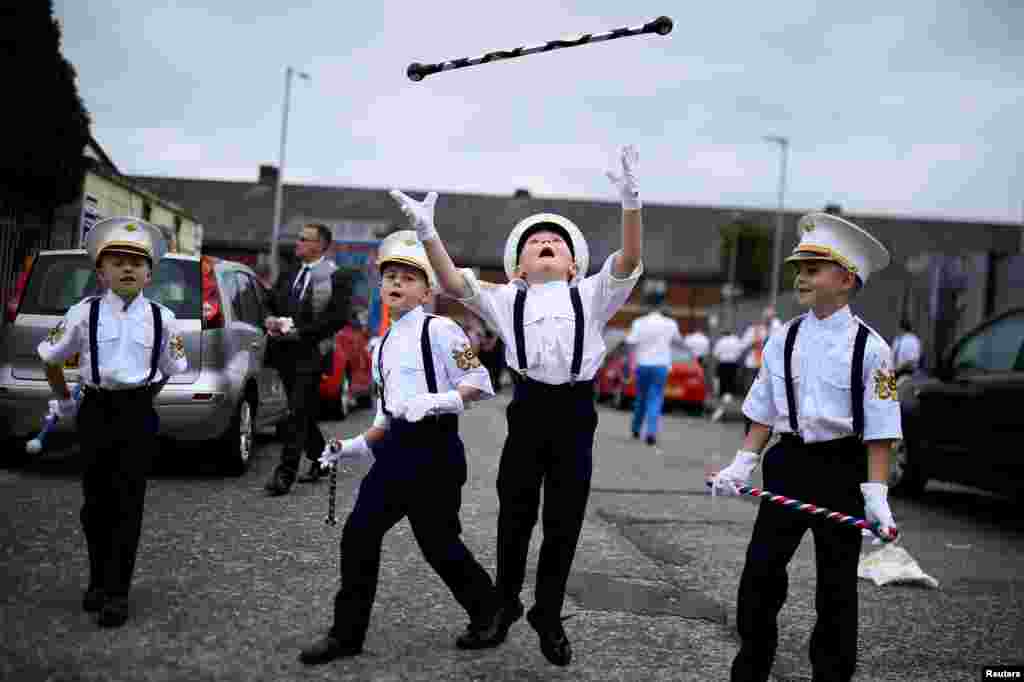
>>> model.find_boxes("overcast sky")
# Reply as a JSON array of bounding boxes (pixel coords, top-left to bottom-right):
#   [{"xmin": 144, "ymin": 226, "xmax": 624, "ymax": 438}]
[{"xmin": 55, "ymin": 0, "xmax": 1023, "ymax": 224}]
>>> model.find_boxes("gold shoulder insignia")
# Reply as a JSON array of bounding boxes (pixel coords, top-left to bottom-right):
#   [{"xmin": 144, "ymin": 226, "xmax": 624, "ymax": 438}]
[
  {"xmin": 452, "ymin": 344, "xmax": 481, "ymax": 371},
  {"xmin": 46, "ymin": 321, "xmax": 66, "ymax": 345},
  {"xmin": 873, "ymin": 368, "xmax": 897, "ymax": 401},
  {"xmin": 169, "ymin": 334, "xmax": 186, "ymax": 360}
]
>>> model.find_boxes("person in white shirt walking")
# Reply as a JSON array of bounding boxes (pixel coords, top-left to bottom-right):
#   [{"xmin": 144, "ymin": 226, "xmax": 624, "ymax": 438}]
[
  {"xmin": 625, "ymin": 279, "xmax": 685, "ymax": 446},
  {"xmin": 891, "ymin": 319, "xmax": 922, "ymax": 380},
  {"xmin": 710, "ymin": 327, "xmax": 745, "ymax": 422}
]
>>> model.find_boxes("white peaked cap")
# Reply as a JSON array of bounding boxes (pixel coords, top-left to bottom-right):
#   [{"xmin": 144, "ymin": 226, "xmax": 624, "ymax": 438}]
[
  {"xmin": 503, "ymin": 213, "xmax": 590, "ymax": 284},
  {"xmin": 377, "ymin": 230, "xmax": 437, "ymax": 288},
  {"xmin": 85, "ymin": 216, "xmax": 167, "ymax": 265},
  {"xmin": 785, "ymin": 212, "xmax": 890, "ymax": 285}
]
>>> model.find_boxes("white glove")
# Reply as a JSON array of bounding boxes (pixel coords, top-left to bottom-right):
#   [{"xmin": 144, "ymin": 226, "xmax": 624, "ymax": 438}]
[
  {"xmin": 860, "ymin": 482, "xmax": 898, "ymax": 544},
  {"xmin": 389, "ymin": 189, "xmax": 438, "ymax": 241},
  {"xmin": 50, "ymin": 398, "xmax": 78, "ymax": 420},
  {"xmin": 710, "ymin": 450, "xmax": 760, "ymax": 497},
  {"xmin": 319, "ymin": 435, "xmax": 371, "ymax": 468},
  {"xmin": 605, "ymin": 145, "xmax": 641, "ymax": 210},
  {"xmin": 395, "ymin": 390, "xmax": 464, "ymax": 423},
  {"xmin": 278, "ymin": 317, "xmax": 295, "ymax": 335}
]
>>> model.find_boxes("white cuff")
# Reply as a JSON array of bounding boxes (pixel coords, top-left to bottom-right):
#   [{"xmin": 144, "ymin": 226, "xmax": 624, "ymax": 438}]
[
  {"xmin": 346, "ymin": 434, "xmax": 371, "ymax": 458},
  {"xmin": 434, "ymin": 390, "xmax": 465, "ymax": 415}
]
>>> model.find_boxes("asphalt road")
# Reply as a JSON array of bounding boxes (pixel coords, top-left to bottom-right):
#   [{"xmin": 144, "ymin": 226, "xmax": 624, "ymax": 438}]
[{"xmin": 1, "ymin": 394, "xmax": 1021, "ymax": 681}]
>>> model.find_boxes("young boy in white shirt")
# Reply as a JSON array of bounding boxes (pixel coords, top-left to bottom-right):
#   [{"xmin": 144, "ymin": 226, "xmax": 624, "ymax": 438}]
[
  {"xmin": 389, "ymin": 146, "xmax": 643, "ymax": 666},
  {"xmin": 709, "ymin": 212, "xmax": 902, "ymax": 682},
  {"xmin": 300, "ymin": 232, "xmax": 500, "ymax": 664}
]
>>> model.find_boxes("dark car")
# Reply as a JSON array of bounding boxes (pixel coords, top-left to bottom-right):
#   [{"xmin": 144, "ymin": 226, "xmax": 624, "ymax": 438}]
[{"xmin": 891, "ymin": 306, "xmax": 1024, "ymax": 497}]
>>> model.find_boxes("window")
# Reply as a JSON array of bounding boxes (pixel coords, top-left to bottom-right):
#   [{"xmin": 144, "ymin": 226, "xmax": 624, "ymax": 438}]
[
  {"xmin": 952, "ymin": 313, "xmax": 1024, "ymax": 373},
  {"xmin": 232, "ymin": 272, "xmax": 264, "ymax": 326},
  {"xmin": 147, "ymin": 259, "xmax": 201, "ymax": 319},
  {"xmin": 18, "ymin": 254, "xmax": 99, "ymax": 315}
]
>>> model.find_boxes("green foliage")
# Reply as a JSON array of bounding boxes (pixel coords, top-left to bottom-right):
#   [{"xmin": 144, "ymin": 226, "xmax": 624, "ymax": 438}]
[{"xmin": 1, "ymin": 0, "xmax": 91, "ymax": 205}]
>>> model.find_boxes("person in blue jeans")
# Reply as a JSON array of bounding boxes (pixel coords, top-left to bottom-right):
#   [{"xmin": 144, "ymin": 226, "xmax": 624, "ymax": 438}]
[{"xmin": 624, "ymin": 279, "xmax": 685, "ymax": 446}]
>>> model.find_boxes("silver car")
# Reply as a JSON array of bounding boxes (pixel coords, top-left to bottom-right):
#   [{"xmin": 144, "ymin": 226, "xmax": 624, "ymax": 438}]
[{"xmin": 0, "ymin": 250, "xmax": 289, "ymax": 474}]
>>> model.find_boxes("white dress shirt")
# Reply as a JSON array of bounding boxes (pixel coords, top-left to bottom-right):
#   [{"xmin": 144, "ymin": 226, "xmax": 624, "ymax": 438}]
[
  {"xmin": 742, "ymin": 306, "xmax": 902, "ymax": 443},
  {"xmin": 457, "ymin": 252, "xmax": 643, "ymax": 385},
  {"xmin": 891, "ymin": 332, "xmax": 922, "ymax": 371},
  {"xmin": 712, "ymin": 334, "xmax": 745, "ymax": 364},
  {"xmin": 626, "ymin": 311, "xmax": 684, "ymax": 367},
  {"xmin": 37, "ymin": 289, "xmax": 188, "ymax": 389},
  {"xmin": 371, "ymin": 306, "xmax": 494, "ymax": 429},
  {"xmin": 291, "ymin": 256, "xmax": 325, "ymax": 301},
  {"xmin": 683, "ymin": 330, "xmax": 710, "ymax": 359}
]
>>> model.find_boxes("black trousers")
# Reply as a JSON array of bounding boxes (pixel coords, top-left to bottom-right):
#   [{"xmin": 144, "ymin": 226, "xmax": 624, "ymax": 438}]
[
  {"xmin": 495, "ymin": 376, "xmax": 598, "ymax": 623},
  {"xmin": 278, "ymin": 368, "xmax": 325, "ymax": 473},
  {"xmin": 731, "ymin": 435, "xmax": 867, "ymax": 682},
  {"xmin": 717, "ymin": 361, "xmax": 740, "ymax": 396},
  {"xmin": 331, "ymin": 417, "xmax": 494, "ymax": 647},
  {"xmin": 76, "ymin": 386, "xmax": 159, "ymax": 597}
]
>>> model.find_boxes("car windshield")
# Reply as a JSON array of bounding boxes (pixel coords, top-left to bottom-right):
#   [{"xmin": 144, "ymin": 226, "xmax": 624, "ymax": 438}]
[{"xmin": 18, "ymin": 253, "xmax": 201, "ymax": 320}]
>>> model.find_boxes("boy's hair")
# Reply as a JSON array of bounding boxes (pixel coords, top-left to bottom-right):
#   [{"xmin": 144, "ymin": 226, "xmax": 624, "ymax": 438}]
[{"xmin": 380, "ymin": 261, "xmax": 429, "ymax": 286}]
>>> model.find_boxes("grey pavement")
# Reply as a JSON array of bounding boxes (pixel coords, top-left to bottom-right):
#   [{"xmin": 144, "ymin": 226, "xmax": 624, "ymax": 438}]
[{"xmin": 1, "ymin": 393, "xmax": 1022, "ymax": 681}]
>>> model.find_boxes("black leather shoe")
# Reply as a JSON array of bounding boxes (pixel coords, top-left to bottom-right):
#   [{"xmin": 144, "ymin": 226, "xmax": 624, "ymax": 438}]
[
  {"xmin": 82, "ymin": 587, "xmax": 105, "ymax": 613},
  {"xmin": 632, "ymin": 430, "xmax": 640, "ymax": 439},
  {"xmin": 264, "ymin": 468, "xmax": 294, "ymax": 496},
  {"xmin": 645, "ymin": 435, "xmax": 657, "ymax": 446},
  {"xmin": 456, "ymin": 603, "xmax": 519, "ymax": 650},
  {"xmin": 298, "ymin": 636, "xmax": 362, "ymax": 665},
  {"xmin": 298, "ymin": 461, "xmax": 326, "ymax": 483},
  {"xmin": 97, "ymin": 596, "xmax": 130, "ymax": 628},
  {"xmin": 526, "ymin": 609, "xmax": 572, "ymax": 666}
]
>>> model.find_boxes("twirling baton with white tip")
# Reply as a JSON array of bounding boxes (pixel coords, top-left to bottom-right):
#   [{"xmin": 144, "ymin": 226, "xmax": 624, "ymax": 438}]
[
  {"xmin": 406, "ymin": 16, "xmax": 673, "ymax": 82},
  {"xmin": 706, "ymin": 479, "xmax": 899, "ymax": 543}
]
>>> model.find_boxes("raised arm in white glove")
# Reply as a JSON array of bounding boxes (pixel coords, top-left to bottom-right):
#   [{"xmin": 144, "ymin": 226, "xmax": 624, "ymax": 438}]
[
  {"xmin": 605, "ymin": 145, "xmax": 641, "ymax": 210},
  {"xmin": 710, "ymin": 450, "xmax": 761, "ymax": 497},
  {"xmin": 394, "ymin": 390, "xmax": 465, "ymax": 423},
  {"xmin": 860, "ymin": 482, "xmax": 898, "ymax": 543},
  {"xmin": 319, "ymin": 435, "xmax": 371, "ymax": 468},
  {"xmin": 388, "ymin": 190, "xmax": 438, "ymax": 242}
]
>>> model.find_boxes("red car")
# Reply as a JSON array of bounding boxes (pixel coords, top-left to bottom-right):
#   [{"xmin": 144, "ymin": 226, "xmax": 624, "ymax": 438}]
[
  {"xmin": 596, "ymin": 343, "xmax": 707, "ymax": 415},
  {"xmin": 319, "ymin": 324, "xmax": 374, "ymax": 419}
]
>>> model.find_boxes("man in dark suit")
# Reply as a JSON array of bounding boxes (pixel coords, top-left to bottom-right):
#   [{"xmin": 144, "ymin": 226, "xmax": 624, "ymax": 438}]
[{"xmin": 264, "ymin": 222, "xmax": 352, "ymax": 495}]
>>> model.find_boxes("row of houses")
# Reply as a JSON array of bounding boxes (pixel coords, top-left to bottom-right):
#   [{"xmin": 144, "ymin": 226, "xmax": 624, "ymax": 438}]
[{"xmin": 130, "ymin": 164, "xmax": 1024, "ymax": 368}]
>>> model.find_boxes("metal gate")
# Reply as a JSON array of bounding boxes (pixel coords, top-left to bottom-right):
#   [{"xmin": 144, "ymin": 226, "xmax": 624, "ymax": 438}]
[{"xmin": 0, "ymin": 190, "xmax": 52, "ymax": 325}]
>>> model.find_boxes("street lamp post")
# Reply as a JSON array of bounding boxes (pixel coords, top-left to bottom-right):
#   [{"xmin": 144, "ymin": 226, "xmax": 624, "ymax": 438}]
[
  {"xmin": 764, "ymin": 135, "xmax": 789, "ymax": 310},
  {"xmin": 270, "ymin": 66, "xmax": 310, "ymax": 281}
]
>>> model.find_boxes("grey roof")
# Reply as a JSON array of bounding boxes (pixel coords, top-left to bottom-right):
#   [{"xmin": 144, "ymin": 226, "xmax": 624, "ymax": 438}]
[{"xmin": 129, "ymin": 174, "xmax": 1022, "ymax": 280}]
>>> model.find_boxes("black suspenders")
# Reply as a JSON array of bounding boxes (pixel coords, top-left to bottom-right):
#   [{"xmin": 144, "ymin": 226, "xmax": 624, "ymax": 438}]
[
  {"xmin": 513, "ymin": 286, "xmax": 585, "ymax": 382},
  {"xmin": 377, "ymin": 315, "xmax": 438, "ymax": 418},
  {"xmin": 88, "ymin": 299, "xmax": 162, "ymax": 387},
  {"xmin": 783, "ymin": 317, "xmax": 870, "ymax": 439}
]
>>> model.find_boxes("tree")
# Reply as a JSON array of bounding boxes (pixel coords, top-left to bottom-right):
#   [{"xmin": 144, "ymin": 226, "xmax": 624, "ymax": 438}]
[
  {"xmin": 719, "ymin": 217, "xmax": 775, "ymax": 294},
  {"xmin": 1, "ymin": 0, "xmax": 91, "ymax": 206}
]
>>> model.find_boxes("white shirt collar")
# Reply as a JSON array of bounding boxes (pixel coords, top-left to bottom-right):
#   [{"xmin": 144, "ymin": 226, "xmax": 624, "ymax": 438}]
[
  {"xmin": 391, "ymin": 305, "xmax": 425, "ymax": 331},
  {"xmin": 805, "ymin": 305, "xmax": 853, "ymax": 333},
  {"xmin": 104, "ymin": 289, "xmax": 145, "ymax": 313},
  {"xmin": 299, "ymin": 256, "xmax": 325, "ymax": 272}
]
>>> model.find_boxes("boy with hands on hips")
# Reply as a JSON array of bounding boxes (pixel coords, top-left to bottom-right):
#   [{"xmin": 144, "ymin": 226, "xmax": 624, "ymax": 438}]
[
  {"xmin": 389, "ymin": 146, "xmax": 643, "ymax": 667},
  {"xmin": 709, "ymin": 212, "xmax": 901, "ymax": 682}
]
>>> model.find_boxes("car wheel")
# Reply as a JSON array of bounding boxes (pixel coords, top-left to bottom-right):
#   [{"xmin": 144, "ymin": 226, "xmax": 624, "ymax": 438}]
[
  {"xmin": 888, "ymin": 438, "xmax": 927, "ymax": 497},
  {"xmin": 220, "ymin": 396, "xmax": 254, "ymax": 476}
]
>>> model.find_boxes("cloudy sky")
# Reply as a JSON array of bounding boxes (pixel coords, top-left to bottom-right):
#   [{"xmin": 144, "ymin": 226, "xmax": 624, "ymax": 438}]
[{"xmin": 55, "ymin": 0, "xmax": 1023, "ymax": 223}]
